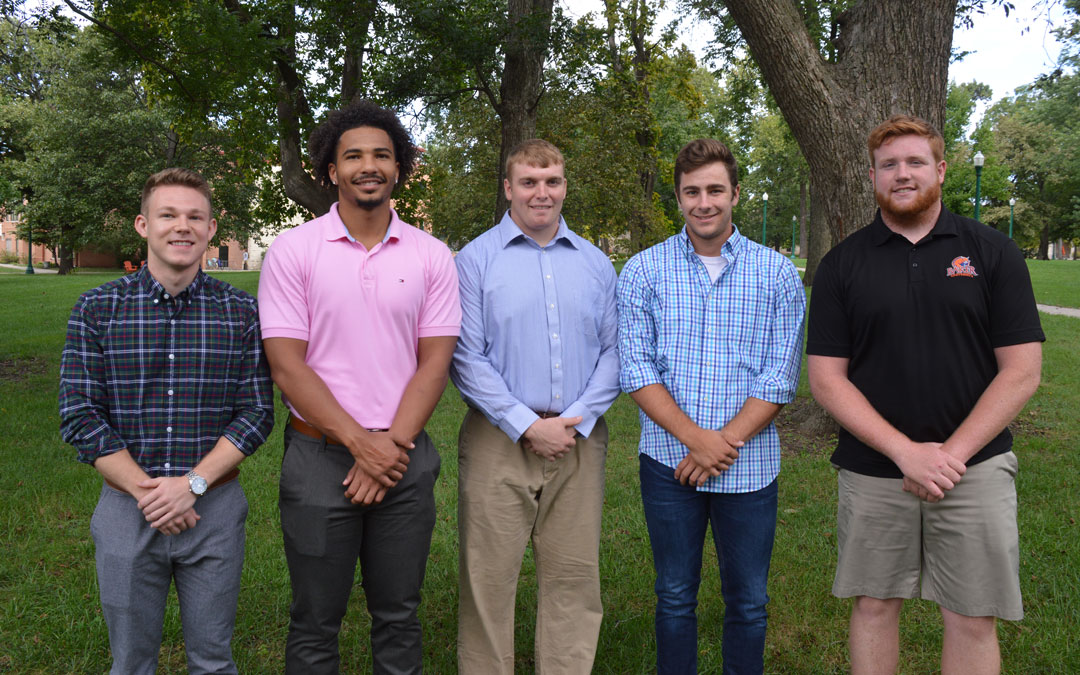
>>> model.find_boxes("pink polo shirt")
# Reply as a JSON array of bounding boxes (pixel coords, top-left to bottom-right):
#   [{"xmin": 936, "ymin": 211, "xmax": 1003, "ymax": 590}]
[{"xmin": 258, "ymin": 205, "xmax": 461, "ymax": 428}]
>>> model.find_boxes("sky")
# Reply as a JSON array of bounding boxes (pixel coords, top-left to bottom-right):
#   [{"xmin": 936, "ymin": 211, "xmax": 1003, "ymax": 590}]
[
  {"xmin": 949, "ymin": 2, "xmax": 1067, "ymax": 103},
  {"xmin": 569, "ymin": 1, "xmax": 1071, "ymax": 109}
]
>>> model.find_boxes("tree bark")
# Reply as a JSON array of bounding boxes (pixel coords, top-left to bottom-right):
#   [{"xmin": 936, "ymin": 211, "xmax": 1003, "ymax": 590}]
[
  {"xmin": 720, "ymin": 0, "xmax": 957, "ymax": 284},
  {"xmin": 492, "ymin": 0, "xmax": 555, "ymax": 223},
  {"xmin": 798, "ymin": 178, "xmax": 807, "ymax": 256}
]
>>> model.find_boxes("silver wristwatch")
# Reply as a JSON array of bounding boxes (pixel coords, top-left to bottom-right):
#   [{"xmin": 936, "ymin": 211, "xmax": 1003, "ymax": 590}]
[{"xmin": 186, "ymin": 470, "xmax": 208, "ymax": 496}]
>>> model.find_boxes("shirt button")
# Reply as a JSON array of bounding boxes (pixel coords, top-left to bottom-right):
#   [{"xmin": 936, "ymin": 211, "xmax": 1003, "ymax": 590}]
[
  {"xmin": 168, "ymin": 389, "xmax": 174, "ymax": 396},
  {"xmin": 168, "ymin": 354, "xmax": 174, "ymax": 360},
  {"xmin": 170, "ymin": 320, "xmax": 175, "ymax": 325},
  {"xmin": 163, "ymin": 293, "xmax": 170, "ymax": 299},
  {"xmin": 552, "ymin": 333, "xmax": 558, "ymax": 339},
  {"xmin": 166, "ymin": 426, "xmax": 173, "ymax": 433},
  {"xmin": 153, "ymin": 299, "xmax": 159, "ymax": 304},
  {"xmin": 164, "ymin": 462, "xmax": 170, "ymax": 469},
  {"xmin": 546, "ymin": 274, "xmax": 552, "ymax": 279},
  {"xmin": 912, "ymin": 262, "xmax": 918, "ymax": 268},
  {"xmin": 555, "ymin": 363, "xmax": 561, "ymax": 369},
  {"xmin": 550, "ymin": 304, "xmax": 555, "ymax": 309},
  {"xmin": 555, "ymin": 394, "xmax": 561, "ymax": 399}
]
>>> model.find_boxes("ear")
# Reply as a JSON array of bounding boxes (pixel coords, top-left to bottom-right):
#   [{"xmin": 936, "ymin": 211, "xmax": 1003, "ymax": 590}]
[
  {"xmin": 208, "ymin": 217, "xmax": 218, "ymax": 243},
  {"xmin": 134, "ymin": 213, "xmax": 149, "ymax": 240},
  {"xmin": 328, "ymin": 163, "xmax": 339, "ymax": 187},
  {"xmin": 869, "ymin": 167, "xmax": 875, "ymax": 183},
  {"xmin": 731, "ymin": 184, "xmax": 740, "ymax": 208},
  {"xmin": 503, "ymin": 178, "xmax": 512, "ymax": 201},
  {"xmin": 936, "ymin": 160, "xmax": 946, "ymax": 185}
]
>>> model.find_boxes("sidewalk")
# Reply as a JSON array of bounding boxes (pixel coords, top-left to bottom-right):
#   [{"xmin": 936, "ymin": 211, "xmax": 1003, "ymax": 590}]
[
  {"xmin": 0, "ymin": 263, "xmax": 57, "ymax": 274},
  {"xmin": 1037, "ymin": 304, "xmax": 1080, "ymax": 319}
]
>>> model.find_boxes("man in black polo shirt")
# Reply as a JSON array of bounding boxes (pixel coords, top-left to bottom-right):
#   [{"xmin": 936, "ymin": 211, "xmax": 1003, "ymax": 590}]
[{"xmin": 807, "ymin": 115, "xmax": 1044, "ymax": 675}]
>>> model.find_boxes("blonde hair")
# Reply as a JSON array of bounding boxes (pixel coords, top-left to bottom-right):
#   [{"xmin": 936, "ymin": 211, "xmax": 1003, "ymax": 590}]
[
  {"xmin": 141, "ymin": 168, "xmax": 212, "ymax": 215},
  {"xmin": 505, "ymin": 139, "xmax": 564, "ymax": 180}
]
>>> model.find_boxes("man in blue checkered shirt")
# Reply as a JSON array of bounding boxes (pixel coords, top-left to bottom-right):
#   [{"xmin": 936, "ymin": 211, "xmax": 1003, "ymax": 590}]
[
  {"xmin": 616, "ymin": 138, "xmax": 806, "ymax": 675},
  {"xmin": 59, "ymin": 168, "xmax": 274, "ymax": 674}
]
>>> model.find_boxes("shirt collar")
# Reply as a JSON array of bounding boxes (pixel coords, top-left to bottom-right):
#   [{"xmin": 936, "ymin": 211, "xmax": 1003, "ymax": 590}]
[
  {"xmin": 869, "ymin": 203, "xmax": 955, "ymax": 246},
  {"xmin": 677, "ymin": 223, "xmax": 744, "ymax": 261},
  {"xmin": 136, "ymin": 264, "xmax": 206, "ymax": 301},
  {"xmin": 496, "ymin": 210, "xmax": 578, "ymax": 249},
  {"xmin": 323, "ymin": 202, "xmax": 402, "ymax": 244}
]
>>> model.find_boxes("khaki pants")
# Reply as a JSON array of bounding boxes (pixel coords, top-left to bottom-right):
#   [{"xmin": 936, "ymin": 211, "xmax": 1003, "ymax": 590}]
[{"xmin": 457, "ymin": 408, "xmax": 608, "ymax": 674}]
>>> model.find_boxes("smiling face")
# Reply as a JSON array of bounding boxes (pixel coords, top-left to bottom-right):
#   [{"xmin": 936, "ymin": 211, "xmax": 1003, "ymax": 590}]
[
  {"xmin": 676, "ymin": 161, "xmax": 740, "ymax": 256},
  {"xmin": 135, "ymin": 184, "xmax": 216, "ymax": 287},
  {"xmin": 328, "ymin": 125, "xmax": 400, "ymax": 212},
  {"xmin": 504, "ymin": 161, "xmax": 567, "ymax": 245},
  {"xmin": 870, "ymin": 134, "xmax": 946, "ymax": 225}
]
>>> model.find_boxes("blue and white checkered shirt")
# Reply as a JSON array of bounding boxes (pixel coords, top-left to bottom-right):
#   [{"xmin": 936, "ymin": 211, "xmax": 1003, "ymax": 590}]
[{"xmin": 617, "ymin": 226, "xmax": 806, "ymax": 492}]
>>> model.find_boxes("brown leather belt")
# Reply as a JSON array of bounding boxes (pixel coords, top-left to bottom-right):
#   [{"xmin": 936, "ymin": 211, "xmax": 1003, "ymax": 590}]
[
  {"xmin": 106, "ymin": 467, "xmax": 239, "ymax": 493},
  {"xmin": 288, "ymin": 416, "xmax": 390, "ymax": 445},
  {"xmin": 534, "ymin": 410, "xmax": 562, "ymax": 419}
]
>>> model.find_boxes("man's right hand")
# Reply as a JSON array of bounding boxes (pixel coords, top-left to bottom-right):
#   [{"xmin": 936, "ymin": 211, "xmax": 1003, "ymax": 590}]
[
  {"xmin": 349, "ymin": 431, "xmax": 410, "ymax": 487},
  {"xmin": 894, "ymin": 441, "xmax": 966, "ymax": 500},
  {"xmin": 522, "ymin": 416, "xmax": 582, "ymax": 461},
  {"xmin": 675, "ymin": 428, "xmax": 743, "ymax": 487},
  {"xmin": 343, "ymin": 460, "xmax": 390, "ymax": 505}
]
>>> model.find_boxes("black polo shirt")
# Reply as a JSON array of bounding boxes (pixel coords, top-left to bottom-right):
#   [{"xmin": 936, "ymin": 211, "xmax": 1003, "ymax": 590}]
[{"xmin": 806, "ymin": 205, "xmax": 1044, "ymax": 478}]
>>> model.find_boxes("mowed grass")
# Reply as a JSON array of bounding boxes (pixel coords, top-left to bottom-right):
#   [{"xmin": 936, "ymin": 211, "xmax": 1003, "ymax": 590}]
[
  {"xmin": 0, "ymin": 267, "xmax": 1077, "ymax": 673},
  {"xmin": 1026, "ymin": 259, "xmax": 1080, "ymax": 308}
]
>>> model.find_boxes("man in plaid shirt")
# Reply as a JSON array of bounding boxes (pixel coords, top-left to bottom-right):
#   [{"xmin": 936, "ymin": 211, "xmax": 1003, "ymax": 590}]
[
  {"xmin": 617, "ymin": 139, "xmax": 806, "ymax": 674},
  {"xmin": 59, "ymin": 168, "xmax": 274, "ymax": 674}
]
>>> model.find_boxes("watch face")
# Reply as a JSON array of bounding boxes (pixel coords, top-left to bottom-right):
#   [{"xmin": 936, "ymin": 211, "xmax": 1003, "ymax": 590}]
[{"xmin": 189, "ymin": 474, "xmax": 208, "ymax": 495}]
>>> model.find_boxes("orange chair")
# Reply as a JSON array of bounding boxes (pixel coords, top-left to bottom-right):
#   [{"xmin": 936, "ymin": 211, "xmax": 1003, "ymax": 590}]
[{"xmin": 123, "ymin": 261, "xmax": 138, "ymax": 273}]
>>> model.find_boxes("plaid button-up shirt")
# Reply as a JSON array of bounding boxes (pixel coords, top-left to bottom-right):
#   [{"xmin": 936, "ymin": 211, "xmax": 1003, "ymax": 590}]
[
  {"xmin": 617, "ymin": 226, "xmax": 806, "ymax": 493},
  {"xmin": 60, "ymin": 267, "xmax": 274, "ymax": 476}
]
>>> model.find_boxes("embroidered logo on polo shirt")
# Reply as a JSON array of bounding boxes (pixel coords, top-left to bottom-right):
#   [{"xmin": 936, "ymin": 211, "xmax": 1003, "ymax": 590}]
[{"xmin": 946, "ymin": 256, "xmax": 978, "ymax": 278}]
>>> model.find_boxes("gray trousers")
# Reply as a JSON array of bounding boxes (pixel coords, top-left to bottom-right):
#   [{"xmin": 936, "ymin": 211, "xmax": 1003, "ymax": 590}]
[
  {"xmin": 279, "ymin": 426, "xmax": 440, "ymax": 675},
  {"xmin": 90, "ymin": 480, "xmax": 247, "ymax": 675}
]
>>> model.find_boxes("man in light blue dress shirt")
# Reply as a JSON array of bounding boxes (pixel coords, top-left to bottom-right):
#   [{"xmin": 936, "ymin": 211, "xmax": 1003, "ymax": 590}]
[
  {"xmin": 451, "ymin": 139, "xmax": 620, "ymax": 674},
  {"xmin": 617, "ymin": 138, "xmax": 806, "ymax": 674}
]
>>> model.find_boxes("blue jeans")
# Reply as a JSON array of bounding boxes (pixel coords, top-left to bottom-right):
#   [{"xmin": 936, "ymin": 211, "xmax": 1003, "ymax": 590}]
[{"xmin": 639, "ymin": 454, "xmax": 778, "ymax": 675}]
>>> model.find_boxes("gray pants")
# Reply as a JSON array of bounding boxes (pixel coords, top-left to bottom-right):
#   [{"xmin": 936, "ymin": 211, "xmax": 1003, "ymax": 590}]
[
  {"xmin": 90, "ymin": 480, "xmax": 248, "ymax": 675},
  {"xmin": 280, "ymin": 426, "xmax": 441, "ymax": 675}
]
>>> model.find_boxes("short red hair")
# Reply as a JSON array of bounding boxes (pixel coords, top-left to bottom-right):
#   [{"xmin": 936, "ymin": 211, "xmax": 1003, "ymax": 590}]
[{"xmin": 867, "ymin": 115, "xmax": 944, "ymax": 166}]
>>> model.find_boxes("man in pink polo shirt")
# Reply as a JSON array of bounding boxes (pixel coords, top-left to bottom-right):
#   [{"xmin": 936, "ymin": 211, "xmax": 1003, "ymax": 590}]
[{"xmin": 258, "ymin": 100, "xmax": 461, "ymax": 674}]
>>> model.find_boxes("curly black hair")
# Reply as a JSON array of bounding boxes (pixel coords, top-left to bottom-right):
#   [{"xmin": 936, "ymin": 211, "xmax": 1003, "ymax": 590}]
[{"xmin": 308, "ymin": 100, "xmax": 417, "ymax": 191}]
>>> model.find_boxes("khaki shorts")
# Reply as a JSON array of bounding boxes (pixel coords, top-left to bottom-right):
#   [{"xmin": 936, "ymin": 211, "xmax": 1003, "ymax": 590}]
[{"xmin": 833, "ymin": 451, "xmax": 1022, "ymax": 620}]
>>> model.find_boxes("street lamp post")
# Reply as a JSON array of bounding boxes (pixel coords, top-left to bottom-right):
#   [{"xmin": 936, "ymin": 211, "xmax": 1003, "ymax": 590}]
[
  {"xmin": 762, "ymin": 192, "xmax": 769, "ymax": 247},
  {"xmin": 24, "ymin": 222, "xmax": 34, "ymax": 275},
  {"xmin": 791, "ymin": 215, "xmax": 797, "ymax": 259},
  {"xmin": 1009, "ymin": 197, "xmax": 1016, "ymax": 239},
  {"xmin": 973, "ymin": 151, "xmax": 985, "ymax": 222}
]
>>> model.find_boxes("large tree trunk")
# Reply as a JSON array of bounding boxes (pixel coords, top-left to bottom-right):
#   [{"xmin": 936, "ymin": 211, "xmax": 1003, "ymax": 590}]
[
  {"xmin": 492, "ymin": 0, "xmax": 555, "ymax": 223},
  {"xmin": 721, "ymin": 0, "xmax": 957, "ymax": 284},
  {"xmin": 798, "ymin": 178, "xmax": 807, "ymax": 256}
]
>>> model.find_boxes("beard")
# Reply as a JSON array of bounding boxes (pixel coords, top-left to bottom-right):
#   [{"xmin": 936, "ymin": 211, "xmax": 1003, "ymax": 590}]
[
  {"xmin": 876, "ymin": 180, "xmax": 941, "ymax": 226},
  {"xmin": 351, "ymin": 193, "xmax": 389, "ymax": 211}
]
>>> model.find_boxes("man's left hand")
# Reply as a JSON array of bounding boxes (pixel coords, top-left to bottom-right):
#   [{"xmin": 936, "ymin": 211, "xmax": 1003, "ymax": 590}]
[
  {"xmin": 343, "ymin": 460, "xmax": 390, "ymax": 505},
  {"xmin": 137, "ymin": 476, "xmax": 198, "ymax": 529}
]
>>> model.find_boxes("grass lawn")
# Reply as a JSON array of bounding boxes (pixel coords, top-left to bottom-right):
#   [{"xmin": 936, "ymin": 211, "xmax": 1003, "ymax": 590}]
[
  {"xmin": 1026, "ymin": 259, "xmax": 1080, "ymax": 308},
  {"xmin": 0, "ymin": 269, "xmax": 1077, "ymax": 672}
]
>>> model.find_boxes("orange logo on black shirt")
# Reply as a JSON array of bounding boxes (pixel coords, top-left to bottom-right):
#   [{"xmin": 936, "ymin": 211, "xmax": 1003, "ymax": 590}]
[{"xmin": 946, "ymin": 256, "xmax": 978, "ymax": 278}]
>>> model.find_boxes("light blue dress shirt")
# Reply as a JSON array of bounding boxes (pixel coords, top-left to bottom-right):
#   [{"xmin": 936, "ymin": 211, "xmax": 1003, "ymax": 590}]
[
  {"xmin": 617, "ymin": 226, "xmax": 807, "ymax": 493},
  {"xmin": 451, "ymin": 212, "xmax": 621, "ymax": 441}
]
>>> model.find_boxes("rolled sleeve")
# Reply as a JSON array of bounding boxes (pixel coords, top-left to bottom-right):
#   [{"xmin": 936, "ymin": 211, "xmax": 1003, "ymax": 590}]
[
  {"xmin": 748, "ymin": 265, "xmax": 807, "ymax": 404},
  {"xmin": 59, "ymin": 297, "xmax": 128, "ymax": 464},
  {"xmin": 616, "ymin": 257, "xmax": 663, "ymax": 393},
  {"xmin": 220, "ymin": 308, "xmax": 275, "ymax": 455}
]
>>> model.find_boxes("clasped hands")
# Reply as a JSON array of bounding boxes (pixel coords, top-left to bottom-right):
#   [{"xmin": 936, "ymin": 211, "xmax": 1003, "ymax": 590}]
[
  {"xmin": 136, "ymin": 476, "xmax": 200, "ymax": 536},
  {"xmin": 898, "ymin": 442, "xmax": 966, "ymax": 503},
  {"xmin": 522, "ymin": 415, "xmax": 583, "ymax": 461},
  {"xmin": 675, "ymin": 427, "xmax": 743, "ymax": 487},
  {"xmin": 343, "ymin": 430, "xmax": 412, "ymax": 506}
]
